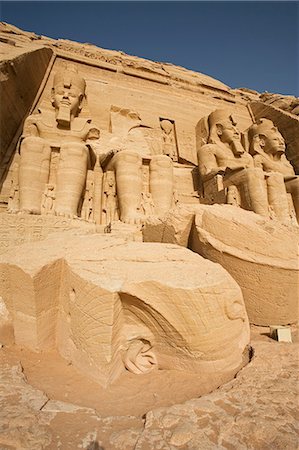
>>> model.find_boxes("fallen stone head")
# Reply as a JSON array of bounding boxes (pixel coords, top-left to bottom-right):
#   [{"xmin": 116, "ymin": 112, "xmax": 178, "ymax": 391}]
[{"xmin": 0, "ymin": 234, "xmax": 250, "ymax": 390}]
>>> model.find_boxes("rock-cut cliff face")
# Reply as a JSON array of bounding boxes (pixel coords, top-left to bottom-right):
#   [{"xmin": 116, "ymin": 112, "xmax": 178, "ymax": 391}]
[{"xmin": 0, "ymin": 21, "xmax": 254, "ymax": 181}]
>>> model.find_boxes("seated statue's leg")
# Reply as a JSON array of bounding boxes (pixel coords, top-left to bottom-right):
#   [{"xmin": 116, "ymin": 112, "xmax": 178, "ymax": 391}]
[
  {"xmin": 19, "ymin": 136, "xmax": 51, "ymax": 214},
  {"xmin": 149, "ymin": 155, "xmax": 173, "ymax": 216},
  {"xmin": 266, "ymin": 172, "xmax": 290, "ymax": 222},
  {"xmin": 225, "ymin": 168, "xmax": 269, "ymax": 217},
  {"xmin": 285, "ymin": 177, "xmax": 299, "ymax": 223},
  {"xmin": 242, "ymin": 168, "xmax": 269, "ymax": 217},
  {"xmin": 55, "ymin": 143, "xmax": 89, "ymax": 218},
  {"xmin": 112, "ymin": 150, "xmax": 143, "ymax": 224}
]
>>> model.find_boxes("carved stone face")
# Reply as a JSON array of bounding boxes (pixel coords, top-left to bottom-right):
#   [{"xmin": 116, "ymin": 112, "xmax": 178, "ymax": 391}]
[
  {"xmin": 160, "ymin": 120, "xmax": 173, "ymax": 135},
  {"xmin": 261, "ymin": 126, "xmax": 286, "ymax": 155},
  {"xmin": 52, "ymin": 82, "xmax": 83, "ymax": 117},
  {"xmin": 217, "ymin": 120, "xmax": 241, "ymax": 144}
]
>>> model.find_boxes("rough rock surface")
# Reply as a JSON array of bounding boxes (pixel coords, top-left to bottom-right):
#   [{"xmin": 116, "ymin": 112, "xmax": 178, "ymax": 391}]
[
  {"xmin": 0, "ymin": 234, "xmax": 249, "ymax": 390},
  {"xmin": 142, "ymin": 207, "xmax": 195, "ymax": 246},
  {"xmin": 141, "ymin": 204, "xmax": 299, "ymax": 326},
  {"xmin": 189, "ymin": 204, "xmax": 299, "ymax": 326},
  {"xmin": 0, "ymin": 326, "xmax": 297, "ymax": 449}
]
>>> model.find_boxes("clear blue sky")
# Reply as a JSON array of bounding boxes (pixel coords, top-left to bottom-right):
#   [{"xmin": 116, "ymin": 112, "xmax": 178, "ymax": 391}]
[{"xmin": 1, "ymin": 1, "xmax": 298, "ymax": 96}]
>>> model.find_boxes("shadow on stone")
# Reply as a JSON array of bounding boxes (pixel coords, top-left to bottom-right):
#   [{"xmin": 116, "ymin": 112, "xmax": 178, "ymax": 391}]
[{"xmin": 86, "ymin": 441, "xmax": 104, "ymax": 450}]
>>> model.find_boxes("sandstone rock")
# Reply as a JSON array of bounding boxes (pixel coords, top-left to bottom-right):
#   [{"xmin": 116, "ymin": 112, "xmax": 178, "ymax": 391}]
[
  {"xmin": 189, "ymin": 204, "xmax": 299, "ymax": 325},
  {"xmin": 0, "ymin": 20, "xmax": 298, "ymax": 450},
  {"xmin": 0, "ymin": 234, "xmax": 249, "ymax": 389},
  {"xmin": 142, "ymin": 207, "xmax": 194, "ymax": 246},
  {"xmin": 0, "ymin": 44, "xmax": 53, "ymax": 171},
  {"xmin": 134, "ymin": 328, "xmax": 299, "ymax": 450}
]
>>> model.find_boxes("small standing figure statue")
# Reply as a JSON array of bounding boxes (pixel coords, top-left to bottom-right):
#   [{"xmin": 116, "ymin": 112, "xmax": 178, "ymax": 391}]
[
  {"xmin": 81, "ymin": 179, "xmax": 94, "ymax": 222},
  {"xmin": 160, "ymin": 119, "xmax": 178, "ymax": 162},
  {"xmin": 41, "ymin": 184, "xmax": 55, "ymax": 215},
  {"xmin": 103, "ymin": 172, "xmax": 117, "ymax": 225},
  {"xmin": 7, "ymin": 179, "xmax": 19, "ymax": 213},
  {"xmin": 140, "ymin": 191, "xmax": 155, "ymax": 218},
  {"xmin": 173, "ymin": 189, "xmax": 179, "ymax": 208}
]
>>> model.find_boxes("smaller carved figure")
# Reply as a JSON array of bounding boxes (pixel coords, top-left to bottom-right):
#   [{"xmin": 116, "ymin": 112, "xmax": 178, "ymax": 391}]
[
  {"xmin": 160, "ymin": 119, "xmax": 178, "ymax": 162},
  {"xmin": 41, "ymin": 184, "xmax": 55, "ymax": 214},
  {"xmin": 103, "ymin": 172, "xmax": 117, "ymax": 224},
  {"xmin": 7, "ymin": 180, "xmax": 19, "ymax": 213},
  {"xmin": 81, "ymin": 179, "xmax": 94, "ymax": 222},
  {"xmin": 104, "ymin": 222, "xmax": 112, "ymax": 233},
  {"xmin": 173, "ymin": 189, "xmax": 179, "ymax": 207},
  {"xmin": 140, "ymin": 192, "xmax": 155, "ymax": 217}
]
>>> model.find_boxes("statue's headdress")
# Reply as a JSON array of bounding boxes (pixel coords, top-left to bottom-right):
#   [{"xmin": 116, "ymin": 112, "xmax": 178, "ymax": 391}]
[
  {"xmin": 247, "ymin": 118, "xmax": 277, "ymax": 155},
  {"xmin": 247, "ymin": 118, "xmax": 275, "ymax": 141},
  {"xmin": 207, "ymin": 110, "xmax": 238, "ymax": 143},
  {"xmin": 53, "ymin": 64, "xmax": 86, "ymax": 93}
]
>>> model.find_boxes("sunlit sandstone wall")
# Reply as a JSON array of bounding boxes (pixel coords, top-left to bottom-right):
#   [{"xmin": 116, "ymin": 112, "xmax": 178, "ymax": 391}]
[
  {"xmin": 0, "ymin": 17, "xmax": 255, "ymax": 209},
  {"xmin": 0, "ymin": 45, "xmax": 53, "ymax": 167},
  {"xmin": 36, "ymin": 55, "xmax": 253, "ymax": 166}
]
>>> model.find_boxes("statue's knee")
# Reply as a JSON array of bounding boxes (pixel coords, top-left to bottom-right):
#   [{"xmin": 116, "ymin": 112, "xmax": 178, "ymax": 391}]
[
  {"xmin": 60, "ymin": 143, "xmax": 88, "ymax": 161},
  {"xmin": 113, "ymin": 150, "xmax": 142, "ymax": 168},
  {"xmin": 150, "ymin": 155, "xmax": 173, "ymax": 169},
  {"xmin": 266, "ymin": 172, "xmax": 285, "ymax": 188},
  {"xmin": 244, "ymin": 167, "xmax": 264, "ymax": 182},
  {"xmin": 21, "ymin": 136, "xmax": 45, "ymax": 154}
]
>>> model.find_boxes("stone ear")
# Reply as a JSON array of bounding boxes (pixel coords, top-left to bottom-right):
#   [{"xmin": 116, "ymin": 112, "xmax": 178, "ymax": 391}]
[
  {"xmin": 78, "ymin": 94, "xmax": 84, "ymax": 112},
  {"xmin": 250, "ymin": 134, "xmax": 263, "ymax": 155},
  {"xmin": 259, "ymin": 135, "xmax": 266, "ymax": 148},
  {"xmin": 123, "ymin": 339, "xmax": 157, "ymax": 374},
  {"xmin": 51, "ymin": 87, "xmax": 55, "ymax": 107},
  {"xmin": 216, "ymin": 124, "xmax": 223, "ymax": 136}
]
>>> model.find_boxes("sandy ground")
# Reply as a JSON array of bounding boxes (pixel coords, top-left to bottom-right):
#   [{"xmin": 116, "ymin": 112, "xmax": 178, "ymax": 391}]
[{"xmin": 0, "ymin": 325, "xmax": 298, "ymax": 450}]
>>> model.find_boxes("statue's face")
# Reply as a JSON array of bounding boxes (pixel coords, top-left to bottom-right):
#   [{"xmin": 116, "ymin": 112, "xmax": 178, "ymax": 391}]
[
  {"xmin": 217, "ymin": 120, "xmax": 240, "ymax": 144},
  {"xmin": 262, "ymin": 126, "xmax": 285, "ymax": 155},
  {"xmin": 52, "ymin": 82, "xmax": 83, "ymax": 116}
]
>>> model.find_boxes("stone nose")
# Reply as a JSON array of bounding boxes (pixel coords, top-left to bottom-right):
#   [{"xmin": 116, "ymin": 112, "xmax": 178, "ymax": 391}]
[{"xmin": 278, "ymin": 135, "xmax": 284, "ymax": 144}]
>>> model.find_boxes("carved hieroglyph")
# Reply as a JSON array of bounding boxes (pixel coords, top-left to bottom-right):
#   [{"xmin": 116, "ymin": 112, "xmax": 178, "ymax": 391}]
[
  {"xmin": 0, "ymin": 235, "xmax": 250, "ymax": 388},
  {"xmin": 17, "ymin": 65, "xmax": 99, "ymax": 218}
]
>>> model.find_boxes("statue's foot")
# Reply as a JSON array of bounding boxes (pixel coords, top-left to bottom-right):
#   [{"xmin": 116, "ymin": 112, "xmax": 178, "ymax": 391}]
[
  {"xmin": 20, "ymin": 208, "xmax": 40, "ymax": 215},
  {"xmin": 121, "ymin": 213, "xmax": 144, "ymax": 225}
]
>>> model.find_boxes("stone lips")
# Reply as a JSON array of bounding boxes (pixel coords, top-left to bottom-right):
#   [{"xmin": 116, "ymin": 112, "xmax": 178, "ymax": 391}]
[{"xmin": 0, "ymin": 234, "xmax": 250, "ymax": 388}]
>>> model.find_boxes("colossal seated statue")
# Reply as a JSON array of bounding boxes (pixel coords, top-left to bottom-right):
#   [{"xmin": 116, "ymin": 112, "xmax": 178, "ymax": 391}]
[
  {"xmin": 17, "ymin": 65, "xmax": 99, "ymax": 218},
  {"xmin": 248, "ymin": 118, "xmax": 299, "ymax": 223},
  {"xmin": 197, "ymin": 109, "xmax": 269, "ymax": 217},
  {"xmin": 99, "ymin": 116, "xmax": 174, "ymax": 225}
]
